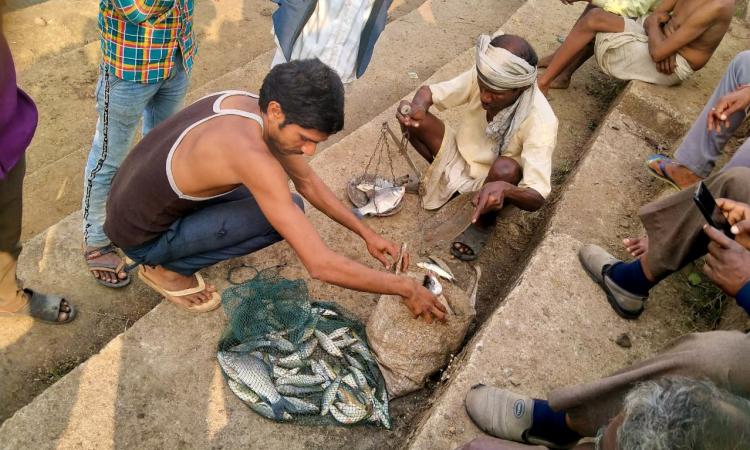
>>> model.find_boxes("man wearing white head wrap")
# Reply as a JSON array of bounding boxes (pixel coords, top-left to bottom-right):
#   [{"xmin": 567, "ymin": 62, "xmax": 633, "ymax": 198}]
[{"xmin": 396, "ymin": 33, "xmax": 558, "ymax": 261}]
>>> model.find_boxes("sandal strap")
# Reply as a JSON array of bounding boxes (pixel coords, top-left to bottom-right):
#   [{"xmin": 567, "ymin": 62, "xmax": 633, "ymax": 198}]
[
  {"xmin": 84, "ymin": 244, "xmax": 118, "ymax": 260},
  {"xmin": 26, "ymin": 289, "xmax": 62, "ymax": 321}
]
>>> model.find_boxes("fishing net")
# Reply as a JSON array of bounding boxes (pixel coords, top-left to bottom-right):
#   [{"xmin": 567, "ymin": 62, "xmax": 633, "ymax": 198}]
[{"xmin": 217, "ymin": 267, "xmax": 391, "ymax": 428}]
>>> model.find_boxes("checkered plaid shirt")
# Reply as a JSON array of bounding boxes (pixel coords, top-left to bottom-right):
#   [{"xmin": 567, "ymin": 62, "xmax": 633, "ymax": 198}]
[{"xmin": 98, "ymin": 0, "xmax": 197, "ymax": 84}]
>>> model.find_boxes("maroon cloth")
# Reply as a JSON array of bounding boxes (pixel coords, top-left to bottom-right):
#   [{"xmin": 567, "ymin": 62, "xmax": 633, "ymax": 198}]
[{"xmin": 0, "ymin": 33, "xmax": 38, "ymax": 179}]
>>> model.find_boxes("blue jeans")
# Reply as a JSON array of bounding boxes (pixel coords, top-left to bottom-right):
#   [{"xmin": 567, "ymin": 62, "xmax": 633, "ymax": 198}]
[
  {"xmin": 675, "ymin": 51, "xmax": 750, "ymax": 177},
  {"xmin": 82, "ymin": 60, "xmax": 189, "ymax": 247},
  {"xmin": 122, "ymin": 187, "xmax": 304, "ymax": 276}
]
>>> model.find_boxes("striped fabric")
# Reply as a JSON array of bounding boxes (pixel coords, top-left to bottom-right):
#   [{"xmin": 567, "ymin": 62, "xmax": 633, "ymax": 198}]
[{"xmin": 98, "ymin": 0, "xmax": 197, "ymax": 84}]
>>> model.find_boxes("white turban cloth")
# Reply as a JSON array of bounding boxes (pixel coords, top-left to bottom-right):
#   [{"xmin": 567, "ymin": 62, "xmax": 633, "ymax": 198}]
[{"xmin": 475, "ymin": 33, "xmax": 539, "ymax": 156}]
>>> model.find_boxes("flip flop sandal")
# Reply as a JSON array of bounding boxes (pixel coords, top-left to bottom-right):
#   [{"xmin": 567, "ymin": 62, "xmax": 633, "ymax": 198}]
[
  {"xmin": 0, "ymin": 289, "xmax": 77, "ymax": 324},
  {"xmin": 645, "ymin": 154, "xmax": 681, "ymax": 191},
  {"xmin": 84, "ymin": 244, "xmax": 131, "ymax": 288},
  {"xmin": 138, "ymin": 269, "xmax": 221, "ymax": 313},
  {"xmin": 451, "ymin": 222, "xmax": 495, "ymax": 262}
]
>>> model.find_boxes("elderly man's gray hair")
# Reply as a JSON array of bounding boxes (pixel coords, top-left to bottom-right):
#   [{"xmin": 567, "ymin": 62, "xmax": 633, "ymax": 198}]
[{"xmin": 613, "ymin": 376, "xmax": 750, "ymax": 450}]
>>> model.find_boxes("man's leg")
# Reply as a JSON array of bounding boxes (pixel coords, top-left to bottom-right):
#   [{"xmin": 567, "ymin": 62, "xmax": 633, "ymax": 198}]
[
  {"xmin": 465, "ymin": 331, "xmax": 750, "ymax": 446},
  {"xmin": 400, "ymin": 111, "xmax": 445, "ymax": 163},
  {"xmin": 81, "ymin": 69, "xmax": 158, "ymax": 285},
  {"xmin": 652, "ymin": 51, "xmax": 750, "ymax": 187},
  {"xmin": 548, "ymin": 330, "xmax": 750, "ymax": 436},
  {"xmin": 123, "ymin": 189, "xmax": 303, "ymax": 305},
  {"xmin": 0, "ymin": 157, "xmax": 73, "ymax": 321},
  {"xmin": 142, "ymin": 58, "xmax": 189, "ymax": 134},
  {"xmin": 0, "ymin": 158, "xmax": 27, "ymax": 313},
  {"xmin": 580, "ymin": 167, "xmax": 750, "ymax": 318},
  {"xmin": 538, "ymin": 8, "xmax": 624, "ymax": 93}
]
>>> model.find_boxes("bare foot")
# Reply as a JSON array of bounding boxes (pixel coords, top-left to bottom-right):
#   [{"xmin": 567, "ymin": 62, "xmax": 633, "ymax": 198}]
[
  {"xmin": 84, "ymin": 245, "xmax": 129, "ymax": 286},
  {"xmin": 647, "ymin": 158, "xmax": 702, "ymax": 189},
  {"xmin": 623, "ymin": 237, "xmax": 648, "ymax": 258},
  {"xmin": 141, "ymin": 265, "xmax": 216, "ymax": 308},
  {"xmin": 539, "ymin": 53, "xmax": 555, "ymax": 68}
]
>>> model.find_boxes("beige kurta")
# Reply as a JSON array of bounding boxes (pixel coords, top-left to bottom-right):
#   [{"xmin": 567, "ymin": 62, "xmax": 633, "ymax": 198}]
[{"xmin": 421, "ymin": 68, "xmax": 557, "ymax": 210}]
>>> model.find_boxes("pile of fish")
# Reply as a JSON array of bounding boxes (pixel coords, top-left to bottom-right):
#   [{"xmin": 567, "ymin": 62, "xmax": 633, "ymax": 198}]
[{"xmin": 217, "ymin": 307, "xmax": 391, "ymax": 428}]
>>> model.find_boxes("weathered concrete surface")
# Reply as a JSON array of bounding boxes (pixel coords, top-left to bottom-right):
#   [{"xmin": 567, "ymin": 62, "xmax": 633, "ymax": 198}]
[
  {"xmin": 0, "ymin": 0, "xmax": 617, "ymax": 442},
  {"xmin": 16, "ymin": 0, "xmax": 522, "ymax": 240},
  {"xmin": 406, "ymin": 17, "xmax": 750, "ymax": 449}
]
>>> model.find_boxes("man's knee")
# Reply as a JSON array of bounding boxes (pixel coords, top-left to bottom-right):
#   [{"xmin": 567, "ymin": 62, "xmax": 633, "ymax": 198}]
[
  {"xmin": 581, "ymin": 8, "xmax": 617, "ymax": 31},
  {"xmin": 291, "ymin": 193, "xmax": 305, "ymax": 212},
  {"xmin": 730, "ymin": 51, "xmax": 750, "ymax": 83},
  {"xmin": 487, "ymin": 158, "xmax": 523, "ymax": 184}
]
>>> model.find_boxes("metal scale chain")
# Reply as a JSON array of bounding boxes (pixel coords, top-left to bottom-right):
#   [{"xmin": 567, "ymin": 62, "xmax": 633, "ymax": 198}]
[{"xmin": 361, "ymin": 122, "xmax": 398, "ymax": 186}]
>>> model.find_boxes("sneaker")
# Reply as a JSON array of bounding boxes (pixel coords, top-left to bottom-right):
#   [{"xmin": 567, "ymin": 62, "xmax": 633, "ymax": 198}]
[
  {"xmin": 578, "ymin": 244, "xmax": 647, "ymax": 320},
  {"xmin": 465, "ymin": 385, "xmax": 576, "ymax": 449}
]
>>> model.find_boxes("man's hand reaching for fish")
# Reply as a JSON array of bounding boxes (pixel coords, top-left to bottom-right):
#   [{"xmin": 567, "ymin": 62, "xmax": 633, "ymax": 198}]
[
  {"xmin": 365, "ymin": 233, "xmax": 408, "ymax": 271},
  {"xmin": 403, "ymin": 282, "xmax": 448, "ymax": 324}
]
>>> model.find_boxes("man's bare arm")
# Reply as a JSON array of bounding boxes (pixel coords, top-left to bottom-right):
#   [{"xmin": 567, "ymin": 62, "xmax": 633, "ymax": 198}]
[
  {"xmin": 279, "ymin": 154, "xmax": 382, "ymax": 246},
  {"xmin": 231, "ymin": 150, "xmax": 446, "ymax": 322},
  {"xmin": 645, "ymin": 3, "xmax": 729, "ymax": 62}
]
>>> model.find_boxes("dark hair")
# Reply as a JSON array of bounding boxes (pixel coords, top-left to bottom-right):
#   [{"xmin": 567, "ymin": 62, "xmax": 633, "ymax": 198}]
[
  {"xmin": 489, "ymin": 34, "xmax": 538, "ymax": 67},
  {"xmin": 259, "ymin": 59, "xmax": 345, "ymax": 134}
]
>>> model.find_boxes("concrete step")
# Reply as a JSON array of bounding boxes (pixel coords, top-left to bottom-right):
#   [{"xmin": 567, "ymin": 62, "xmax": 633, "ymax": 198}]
[
  {"xmin": 15, "ymin": 0, "xmax": 519, "ymax": 241},
  {"xmin": 405, "ymin": 16, "xmax": 750, "ymax": 450},
  {"xmin": 0, "ymin": 0, "xmax": 528, "ymax": 424},
  {"xmin": 0, "ymin": 0, "xmax": 620, "ymax": 442}
]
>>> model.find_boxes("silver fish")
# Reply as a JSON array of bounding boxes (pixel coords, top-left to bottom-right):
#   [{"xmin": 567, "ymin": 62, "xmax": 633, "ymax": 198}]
[
  {"xmin": 321, "ymin": 376, "xmax": 342, "ymax": 416},
  {"xmin": 277, "ymin": 374, "xmax": 325, "ymax": 387},
  {"xmin": 427, "ymin": 255, "xmax": 455, "ymax": 279},
  {"xmin": 310, "ymin": 360, "xmax": 329, "ymax": 381},
  {"xmin": 227, "ymin": 378, "xmax": 260, "ymax": 404},
  {"xmin": 370, "ymin": 396, "xmax": 392, "ymax": 429},
  {"xmin": 327, "ymin": 327, "xmax": 350, "ymax": 340},
  {"xmin": 331, "ymin": 402, "xmax": 370, "ymax": 424},
  {"xmin": 312, "ymin": 307, "xmax": 339, "ymax": 317},
  {"xmin": 353, "ymin": 186, "xmax": 405, "ymax": 218},
  {"xmin": 333, "ymin": 337, "xmax": 358, "ymax": 348},
  {"xmin": 277, "ymin": 339, "xmax": 318, "ymax": 368},
  {"xmin": 277, "ymin": 384, "xmax": 324, "ymax": 396},
  {"xmin": 341, "ymin": 373, "xmax": 358, "ymax": 389},
  {"xmin": 272, "ymin": 365, "xmax": 300, "ymax": 379},
  {"xmin": 336, "ymin": 383, "xmax": 360, "ymax": 406},
  {"xmin": 320, "ymin": 360, "xmax": 338, "ymax": 381},
  {"xmin": 283, "ymin": 396, "xmax": 320, "ymax": 415},
  {"xmin": 348, "ymin": 366, "xmax": 369, "ymax": 390},
  {"xmin": 265, "ymin": 334, "xmax": 296, "ymax": 353},
  {"xmin": 423, "ymin": 272, "xmax": 443, "ymax": 296},
  {"xmin": 249, "ymin": 401, "xmax": 292, "ymax": 421},
  {"xmin": 350, "ymin": 342, "xmax": 374, "ymax": 362},
  {"xmin": 345, "ymin": 354, "xmax": 364, "ymax": 371},
  {"xmin": 417, "ymin": 261, "xmax": 455, "ymax": 281},
  {"xmin": 217, "ymin": 351, "xmax": 288, "ymax": 419},
  {"xmin": 314, "ymin": 329, "xmax": 343, "ymax": 358}
]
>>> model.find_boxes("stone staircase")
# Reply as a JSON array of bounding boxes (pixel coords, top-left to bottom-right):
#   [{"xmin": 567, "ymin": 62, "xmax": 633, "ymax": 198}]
[{"xmin": 2, "ymin": 0, "xmax": 749, "ymax": 448}]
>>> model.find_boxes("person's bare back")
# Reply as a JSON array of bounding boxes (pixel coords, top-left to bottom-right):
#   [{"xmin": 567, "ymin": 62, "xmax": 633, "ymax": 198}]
[{"xmin": 651, "ymin": 0, "xmax": 734, "ymax": 71}]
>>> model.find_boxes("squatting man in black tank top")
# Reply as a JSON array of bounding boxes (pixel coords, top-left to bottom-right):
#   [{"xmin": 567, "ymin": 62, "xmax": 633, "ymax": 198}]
[{"xmin": 103, "ymin": 59, "xmax": 446, "ymax": 322}]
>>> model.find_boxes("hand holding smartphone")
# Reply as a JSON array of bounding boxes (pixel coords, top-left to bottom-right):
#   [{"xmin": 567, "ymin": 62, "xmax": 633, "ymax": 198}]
[{"xmin": 693, "ymin": 181, "xmax": 734, "ymax": 239}]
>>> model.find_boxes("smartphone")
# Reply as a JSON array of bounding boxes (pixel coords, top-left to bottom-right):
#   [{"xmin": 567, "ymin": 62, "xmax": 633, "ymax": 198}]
[{"xmin": 693, "ymin": 181, "xmax": 734, "ymax": 238}]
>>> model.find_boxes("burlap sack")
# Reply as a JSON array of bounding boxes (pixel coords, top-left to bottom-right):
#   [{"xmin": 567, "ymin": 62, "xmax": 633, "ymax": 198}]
[{"xmin": 366, "ymin": 272, "xmax": 476, "ymax": 398}]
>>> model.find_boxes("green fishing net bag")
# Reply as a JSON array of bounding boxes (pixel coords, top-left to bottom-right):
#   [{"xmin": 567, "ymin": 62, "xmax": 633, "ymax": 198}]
[{"xmin": 217, "ymin": 267, "xmax": 391, "ymax": 428}]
